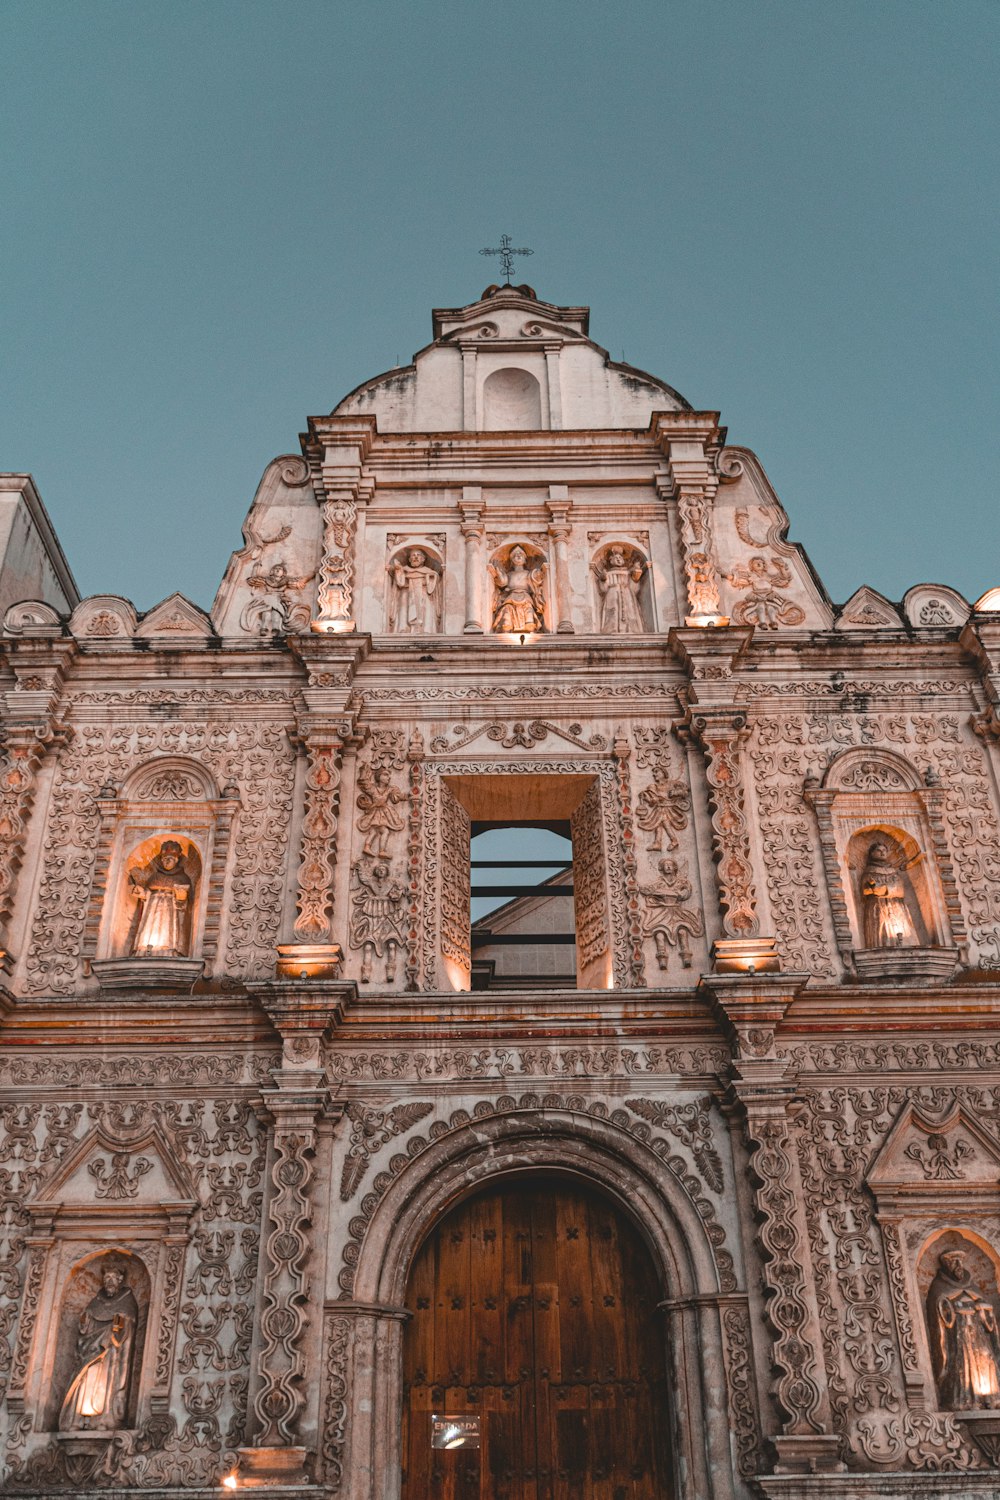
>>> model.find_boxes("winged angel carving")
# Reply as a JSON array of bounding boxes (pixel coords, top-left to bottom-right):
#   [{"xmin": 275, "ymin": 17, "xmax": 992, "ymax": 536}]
[{"xmin": 726, "ymin": 556, "xmax": 805, "ymax": 629}]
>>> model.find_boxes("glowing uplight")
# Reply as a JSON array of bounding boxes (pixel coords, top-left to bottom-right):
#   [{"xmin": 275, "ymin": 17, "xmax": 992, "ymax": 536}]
[
  {"xmin": 310, "ymin": 618, "xmax": 356, "ymax": 635},
  {"xmin": 685, "ymin": 613, "xmax": 730, "ymax": 628},
  {"xmin": 221, "ymin": 1473, "xmax": 238, "ymax": 1491}
]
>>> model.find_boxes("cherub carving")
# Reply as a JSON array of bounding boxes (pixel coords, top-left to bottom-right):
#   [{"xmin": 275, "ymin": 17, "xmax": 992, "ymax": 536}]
[
  {"xmin": 350, "ymin": 858, "xmax": 407, "ymax": 983},
  {"xmin": 489, "ymin": 545, "xmax": 545, "ymax": 634},
  {"xmin": 356, "ymin": 764, "xmax": 407, "ymax": 856},
  {"xmin": 638, "ymin": 857, "xmax": 704, "ymax": 970},
  {"xmin": 240, "ymin": 558, "xmax": 315, "ymax": 635},
  {"xmin": 636, "ymin": 763, "xmax": 691, "ymax": 852},
  {"xmin": 726, "ymin": 555, "xmax": 805, "ymax": 629}
]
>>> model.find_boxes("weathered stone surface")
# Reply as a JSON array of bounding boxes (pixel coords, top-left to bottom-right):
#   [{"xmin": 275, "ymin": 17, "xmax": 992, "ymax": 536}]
[{"xmin": 0, "ymin": 285, "xmax": 997, "ymax": 1496}]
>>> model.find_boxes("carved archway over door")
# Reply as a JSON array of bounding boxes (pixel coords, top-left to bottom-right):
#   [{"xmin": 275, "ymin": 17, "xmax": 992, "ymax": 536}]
[{"xmin": 402, "ymin": 1174, "xmax": 674, "ymax": 1500}]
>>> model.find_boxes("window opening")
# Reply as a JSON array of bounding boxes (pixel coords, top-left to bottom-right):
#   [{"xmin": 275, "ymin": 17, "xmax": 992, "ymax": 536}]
[{"xmin": 470, "ymin": 823, "xmax": 575, "ymax": 989}]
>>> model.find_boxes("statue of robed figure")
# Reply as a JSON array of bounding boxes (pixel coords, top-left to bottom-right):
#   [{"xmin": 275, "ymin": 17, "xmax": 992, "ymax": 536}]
[
  {"xmin": 127, "ymin": 841, "xmax": 194, "ymax": 958},
  {"xmin": 59, "ymin": 1262, "xmax": 138, "ymax": 1432},
  {"xmin": 927, "ymin": 1249, "xmax": 1000, "ymax": 1410}
]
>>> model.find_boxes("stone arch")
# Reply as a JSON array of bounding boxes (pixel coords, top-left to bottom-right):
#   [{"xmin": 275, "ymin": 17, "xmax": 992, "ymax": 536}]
[
  {"xmin": 822, "ymin": 746, "xmax": 925, "ymax": 795},
  {"xmin": 482, "ymin": 365, "xmax": 542, "ymax": 429},
  {"xmin": 348, "ymin": 1100, "xmax": 729, "ymax": 1306},
  {"xmin": 329, "ymin": 1098, "xmax": 743, "ymax": 1500},
  {"xmin": 120, "ymin": 756, "xmax": 220, "ymax": 803}
]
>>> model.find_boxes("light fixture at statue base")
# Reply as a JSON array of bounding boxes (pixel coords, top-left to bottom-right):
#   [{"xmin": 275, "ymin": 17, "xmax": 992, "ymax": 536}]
[
  {"xmin": 684, "ymin": 613, "xmax": 730, "ymax": 628},
  {"xmin": 310, "ymin": 617, "xmax": 355, "ymax": 634},
  {"xmin": 712, "ymin": 937, "xmax": 780, "ymax": 974},
  {"xmin": 276, "ymin": 943, "xmax": 343, "ymax": 979},
  {"xmin": 233, "ymin": 1446, "xmax": 311, "ymax": 1488}
]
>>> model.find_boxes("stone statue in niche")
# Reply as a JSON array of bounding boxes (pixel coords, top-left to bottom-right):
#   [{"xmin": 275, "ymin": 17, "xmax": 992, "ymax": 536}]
[
  {"xmin": 638, "ymin": 857, "xmax": 704, "ymax": 969},
  {"xmin": 726, "ymin": 555, "xmax": 805, "ymax": 629},
  {"xmin": 350, "ymin": 858, "xmax": 407, "ymax": 983},
  {"xmin": 59, "ymin": 1261, "xmax": 138, "ymax": 1432},
  {"xmin": 636, "ymin": 763, "xmax": 691, "ymax": 852},
  {"xmin": 927, "ymin": 1249, "xmax": 1000, "ymax": 1409},
  {"xmin": 489, "ymin": 545, "xmax": 545, "ymax": 634},
  {"xmin": 356, "ymin": 764, "xmax": 407, "ymax": 856},
  {"xmin": 387, "ymin": 548, "xmax": 442, "ymax": 634},
  {"xmin": 593, "ymin": 547, "xmax": 647, "ymax": 633},
  {"xmin": 127, "ymin": 840, "xmax": 194, "ymax": 957},
  {"xmin": 860, "ymin": 838, "xmax": 918, "ymax": 948}
]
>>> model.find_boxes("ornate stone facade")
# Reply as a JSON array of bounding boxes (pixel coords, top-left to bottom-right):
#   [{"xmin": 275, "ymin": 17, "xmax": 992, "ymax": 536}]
[{"xmin": 1, "ymin": 284, "xmax": 999, "ymax": 1496}]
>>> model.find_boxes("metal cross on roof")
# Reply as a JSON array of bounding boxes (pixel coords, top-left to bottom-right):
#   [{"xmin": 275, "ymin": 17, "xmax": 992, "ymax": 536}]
[{"xmin": 479, "ymin": 234, "xmax": 533, "ymax": 286}]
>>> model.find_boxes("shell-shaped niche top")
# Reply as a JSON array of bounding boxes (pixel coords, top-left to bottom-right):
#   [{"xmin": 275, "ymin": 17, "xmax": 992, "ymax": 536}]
[
  {"xmin": 69, "ymin": 596, "xmax": 138, "ymax": 643},
  {"xmin": 3, "ymin": 599, "xmax": 63, "ymax": 637},
  {"xmin": 901, "ymin": 585, "xmax": 971, "ymax": 630}
]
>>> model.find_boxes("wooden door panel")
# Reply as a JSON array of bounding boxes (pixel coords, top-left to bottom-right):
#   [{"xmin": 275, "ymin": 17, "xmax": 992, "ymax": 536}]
[{"xmin": 403, "ymin": 1179, "xmax": 673, "ymax": 1500}]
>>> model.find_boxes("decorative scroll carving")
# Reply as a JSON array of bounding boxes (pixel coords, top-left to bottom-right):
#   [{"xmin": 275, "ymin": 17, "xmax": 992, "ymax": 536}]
[
  {"xmin": 292, "ymin": 736, "xmax": 343, "ymax": 942},
  {"xmin": 692, "ymin": 715, "xmax": 759, "ymax": 938},
  {"xmin": 320, "ymin": 1312, "xmax": 350, "ymax": 1489},
  {"xmin": 439, "ymin": 783, "xmax": 471, "ymax": 986},
  {"xmin": 722, "ymin": 1302, "xmax": 765, "ymax": 1477},
  {"xmin": 744, "ymin": 1108, "xmax": 825, "ymax": 1434},
  {"xmin": 623, "ymin": 1097, "xmax": 723, "ymax": 1192},
  {"xmin": 571, "ymin": 779, "xmax": 609, "ymax": 978},
  {"xmin": 315, "ymin": 495, "xmax": 359, "ymax": 627},
  {"xmin": 339, "ymin": 1102, "xmax": 434, "ymax": 1200},
  {"xmin": 405, "ymin": 731, "xmax": 424, "ymax": 991},
  {"xmin": 321, "ymin": 1043, "xmax": 729, "ymax": 1081},
  {"xmin": 611, "ymin": 731, "xmax": 645, "ymax": 986},
  {"xmin": 748, "ymin": 715, "xmax": 836, "ymax": 974},
  {"xmin": 0, "ymin": 725, "xmax": 68, "ymax": 942},
  {"xmin": 253, "ymin": 1122, "xmax": 316, "ymax": 1447},
  {"xmin": 430, "ymin": 720, "xmax": 606, "ymax": 754}
]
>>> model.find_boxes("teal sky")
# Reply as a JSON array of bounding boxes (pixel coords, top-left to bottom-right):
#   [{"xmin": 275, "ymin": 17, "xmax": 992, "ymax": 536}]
[{"xmin": 1, "ymin": 1, "xmax": 997, "ymax": 613}]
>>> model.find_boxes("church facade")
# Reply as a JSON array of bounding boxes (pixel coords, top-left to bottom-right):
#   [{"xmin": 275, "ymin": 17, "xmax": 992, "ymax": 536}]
[{"xmin": 1, "ymin": 285, "xmax": 999, "ymax": 1498}]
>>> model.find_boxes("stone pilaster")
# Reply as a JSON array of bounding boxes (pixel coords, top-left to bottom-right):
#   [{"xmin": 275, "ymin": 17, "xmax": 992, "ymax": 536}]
[
  {"xmin": 546, "ymin": 485, "xmax": 574, "ymax": 633},
  {"xmin": 459, "ymin": 488, "xmax": 485, "ymax": 633},
  {"xmin": 302, "ymin": 416, "xmax": 376, "ymax": 634},
  {"xmin": 705, "ymin": 973, "xmax": 845, "ymax": 1476},
  {"xmin": 653, "ymin": 412, "xmax": 728, "ymax": 624},
  {"xmin": 0, "ymin": 636, "xmax": 75, "ymax": 975}
]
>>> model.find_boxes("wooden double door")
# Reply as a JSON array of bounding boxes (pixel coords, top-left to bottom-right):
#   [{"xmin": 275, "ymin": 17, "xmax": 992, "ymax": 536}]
[{"xmin": 402, "ymin": 1177, "xmax": 673, "ymax": 1499}]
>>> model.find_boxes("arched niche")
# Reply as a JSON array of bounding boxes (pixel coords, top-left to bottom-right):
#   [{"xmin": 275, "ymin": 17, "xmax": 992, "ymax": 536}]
[
  {"xmin": 46, "ymin": 1248, "xmax": 151, "ymax": 1433},
  {"xmin": 326, "ymin": 1103, "xmax": 745, "ymax": 1500},
  {"xmin": 482, "ymin": 366, "xmax": 542, "ymax": 430},
  {"xmin": 87, "ymin": 757, "xmax": 239, "ymax": 986},
  {"xmin": 917, "ymin": 1229, "xmax": 1000, "ymax": 1412},
  {"xmin": 487, "ymin": 540, "xmax": 549, "ymax": 635},
  {"xmin": 805, "ymin": 747, "xmax": 964, "ymax": 980},
  {"xmin": 385, "ymin": 540, "xmax": 444, "ymax": 634},
  {"xmin": 590, "ymin": 539, "xmax": 653, "ymax": 633}
]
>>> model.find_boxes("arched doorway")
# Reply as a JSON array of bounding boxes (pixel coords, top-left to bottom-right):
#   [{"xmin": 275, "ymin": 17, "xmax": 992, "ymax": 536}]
[{"xmin": 402, "ymin": 1174, "xmax": 674, "ymax": 1499}]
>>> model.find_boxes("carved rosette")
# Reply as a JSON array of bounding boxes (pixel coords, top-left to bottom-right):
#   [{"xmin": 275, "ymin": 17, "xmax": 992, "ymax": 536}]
[
  {"xmin": 253, "ymin": 1113, "xmax": 317, "ymax": 1447},
  {"xmin": 693, "ymin": 714, "xmax": 760, "ymax": 938},
  {"xmin": 292, "ymin": 735, "xmax": 343, "ymax": 942}
]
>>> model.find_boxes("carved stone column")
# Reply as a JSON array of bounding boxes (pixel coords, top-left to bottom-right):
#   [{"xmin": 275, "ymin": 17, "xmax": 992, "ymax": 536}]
[
  {"xmin": 302, "ymin": 416, "xmax": 375, "ymax": 634},
  {"xmin": 459, "ymin": 489, "xmax": 485, "ymax": 633},
  {"xmin": 282, "ymin": 639, "xmax": 366, "ymax": 978},
  {"xmin": 0, "ymin": 636, "xmax": 75, "ymax": 976},
  {"xmin": 546, "ymin": 486, "xmax": 574, "ymax": 633},
  {"xmin": 653, "ymin": 413, "xmax": 728, "ymax": 625},
  {"xmin": 240, "ymin": 985, "xmax": 349, "ymax": 1488},
  {"xmin": 704, "ymin": 973, "xmax": 844, "ymax": 1476},
  {"xmin": 671, "ymin": 626, "xmax": 779, "ymax": 973}
]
